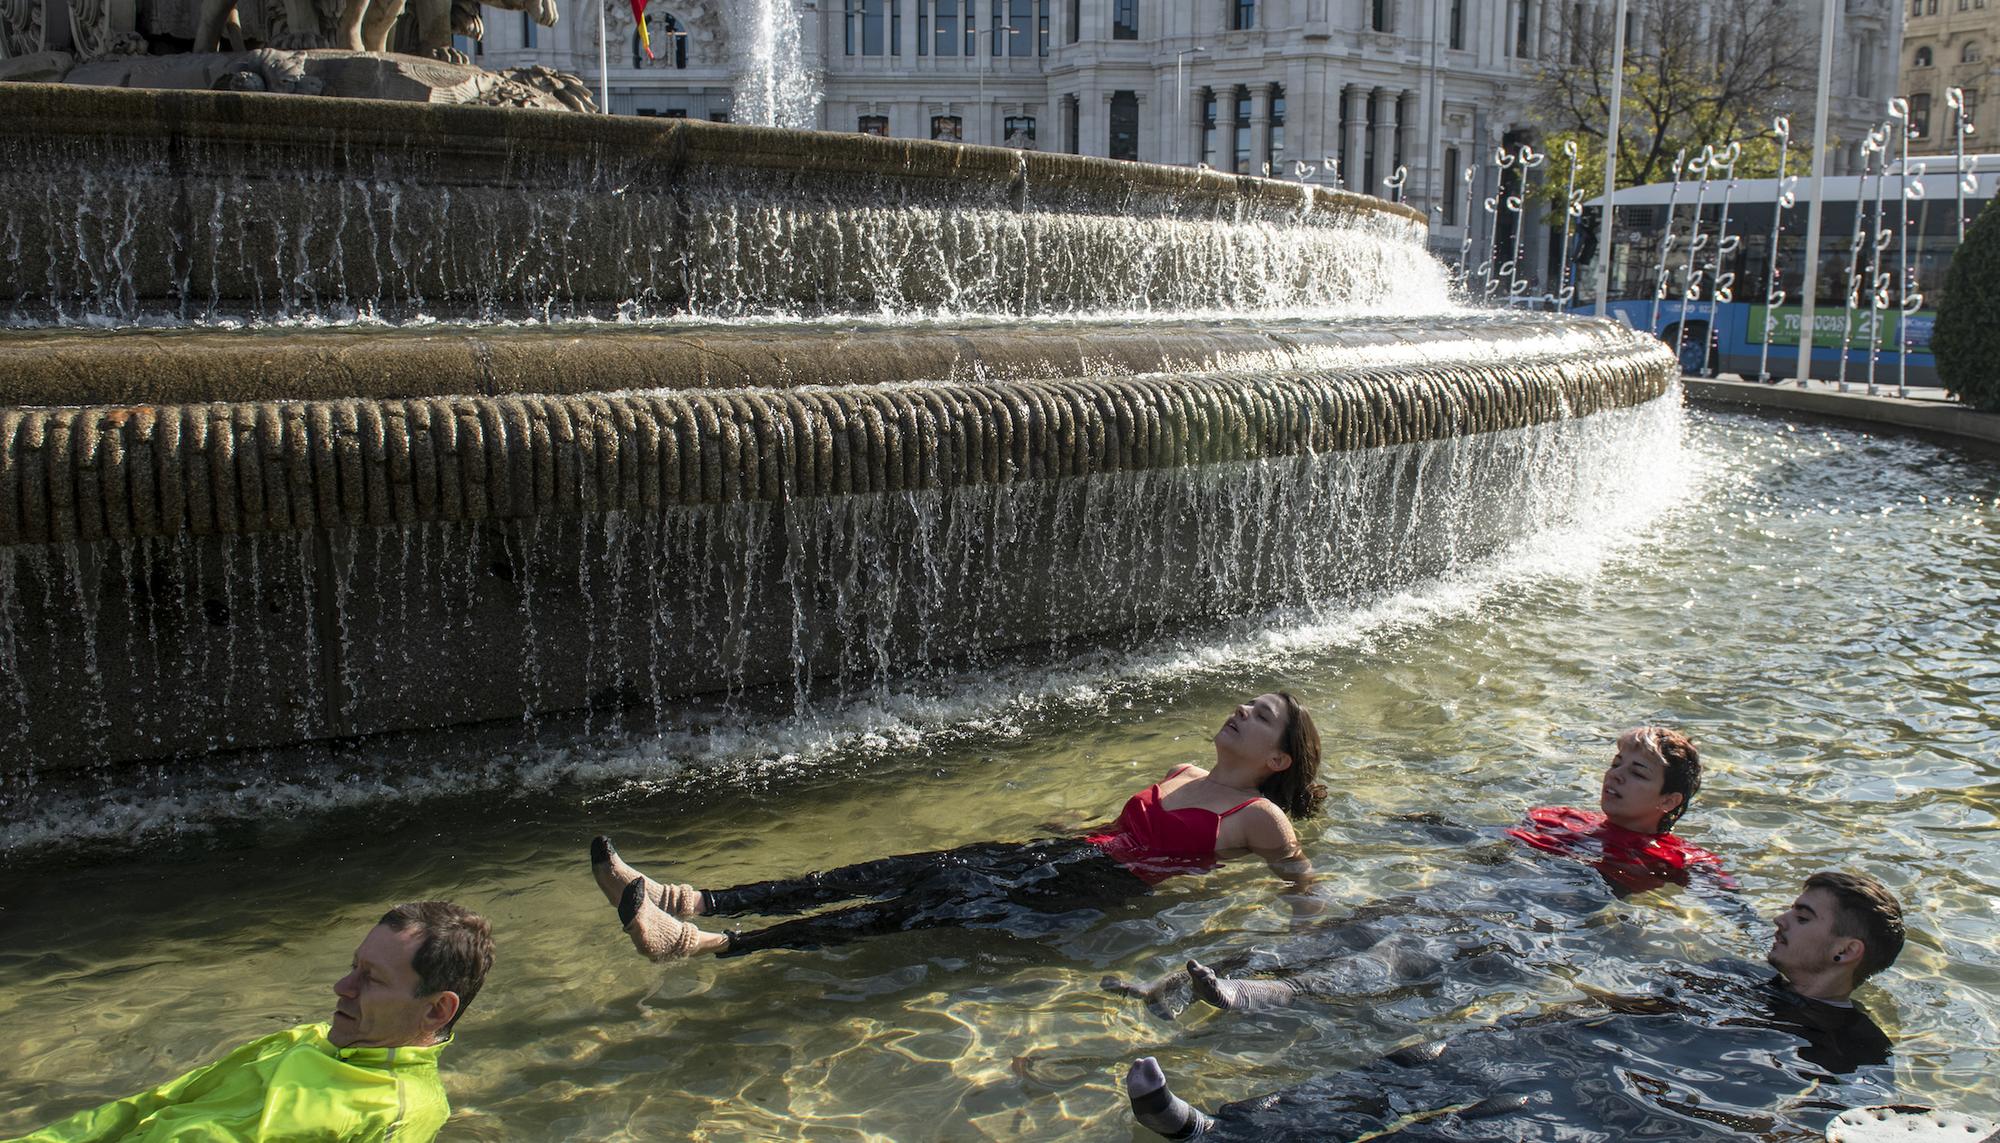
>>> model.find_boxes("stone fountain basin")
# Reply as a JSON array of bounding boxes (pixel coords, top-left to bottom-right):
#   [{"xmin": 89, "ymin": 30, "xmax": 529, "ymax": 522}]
[{"xmin": 0, "ymin": 314, "xmax": 1674, "ymax": 769}]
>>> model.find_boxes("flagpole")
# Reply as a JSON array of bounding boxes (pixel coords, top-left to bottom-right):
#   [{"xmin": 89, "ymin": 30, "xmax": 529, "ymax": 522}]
[
  {"xmin": 1793, "ymin": 0, "xmax": 1838, "ymax": 385},
  {"xmin": 597, "ymin": 0, "xmax": 611, "ymax": 114}
]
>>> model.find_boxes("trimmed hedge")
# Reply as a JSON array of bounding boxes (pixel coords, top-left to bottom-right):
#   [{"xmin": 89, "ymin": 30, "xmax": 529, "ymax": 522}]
[{"xmin": 1933, "ymin": 199, "xmax": 2000, "ymax": 411}]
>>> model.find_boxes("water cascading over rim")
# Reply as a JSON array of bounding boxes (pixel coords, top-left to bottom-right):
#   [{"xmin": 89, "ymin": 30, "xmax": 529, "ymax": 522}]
[{"xmin": 0, "ymin": 83, "xmax": 1679, "ymax": 773}]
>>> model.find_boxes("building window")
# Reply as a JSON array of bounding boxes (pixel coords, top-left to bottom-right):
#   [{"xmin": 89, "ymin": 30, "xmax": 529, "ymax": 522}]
[
  {"xmin": 1232, "ymin": 85, "xmax": 1251, "ymax": 173},
  {"xmin": 1854, "ymin": 34, "xmax": 1874, "ymax": 97},
  {"xmin": 932, "ymin": 115, "xmax": 963, "ymax": 140},
  {"xmin": 521, "ymin": 11, "xmax": 537, "ymax": 48},
  {"xmin": 1067, "ymin": 0, "xmax": 1079, "ymax": 42},
  {"xmin": 1914, "ymin": 46, "xmax": 1933, "ymax": 67},
  {"xmin": 1912, "ymin": 0, "xmax": 1920, "ymax": 12},
  {"xmin": 1363, "ymin": 90, "xmax": 1378, "ymax": 193},
  {"xmin": 963, "ymin": 0, "xmax": 976, "ymax": 53},
  {"xmin": 634, "ymin": 11, "xmax": 685, "ymax": 67},
  {"xmin": 1448, "ymin": 0, "xmax": 1463, "ymax": 49},
  {"xmin": 1515, "ymin": 0, "xmax": 1531, "ymax": 57},
  {"xmin": 994, "ymin": 0, "xmax": 1035, "ymax": 55},
  {"xmin": 1965, "ymin": 41, "xmax": 1984, "ymax": 63},
  {"xmin": 1109, "ymin": 89, "xmax": 1139, "ymax": 160},
  {"xmin": 1039, "ymin": 0, "xmax": 1051, "ymax": 54},
  {"xmin": 1570, "ymin": 2, "xmax": 1584, "ymax": 64},
  {"xmin": 1371, "ymin": 0, "xmax": 1389, "ymax": 32},
  {"xmin": 1113, "ymin": 0, "xmax": 1137, "ymax": 38},
  {"xmin": 934, "ymin": 0, "xmax": 959, "ymax": 54},
  {"xmin": 917, "ymin": 0, "xmax": 927, "ymax": 53},
  {"xmin": 710, "ymin": 111, "xmax": 728, "ymax": 122},
  {"xmin": 1064, "ymin": 98, "xmax": 1079, "ymax": 153},
  {"xmin": 1005, "ymin": 115, "xmax": 1037, "ymax": 147},
  {"xmin": 1912, "ymin": 92, "xmax": 1932, "ymax": 136},
  {"xmin": 1268, "ymin": 85, "xmax": 1285, "ymax": 171},
  {"xmin": 1200, "ymin": 89, "xmax": 1217, "ymax": 167},
  {"xmin": 859, "ymin": 114, "xmax": 889, "ymax": 135},
  {"xmin": 845, "ymin": 0, "xmax": 897, "ymax": 56},
  {"xmin": 1230, "ymin": 0, "xmax": 1253, "ymax": 31},
  {"xmin": 1442, "ymin": 145, "xmax": 1461, "ymax": 225}
]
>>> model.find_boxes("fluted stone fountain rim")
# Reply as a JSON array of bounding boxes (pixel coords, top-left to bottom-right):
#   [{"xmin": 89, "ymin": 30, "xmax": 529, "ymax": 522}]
[
  {"xmin": 0, "ymin": 81, "xmax": 1427, "ymax": 228},
  {"xmin": 0, "ymin": 323, "xmax": 1677, "ymax": 547},
  {"xmin": 0, "ymin": 316, "xmax": 1651, "ymax": 406}
]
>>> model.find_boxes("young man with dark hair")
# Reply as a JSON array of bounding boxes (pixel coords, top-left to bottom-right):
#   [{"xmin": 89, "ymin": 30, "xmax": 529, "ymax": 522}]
[
  {"xmin": 8, "ymin": 901, "xmax": 494, "ymax": 1143},
  {"xmin": 1127, "ymin": 871, "xmax": 1906, "ymax": 1141}
]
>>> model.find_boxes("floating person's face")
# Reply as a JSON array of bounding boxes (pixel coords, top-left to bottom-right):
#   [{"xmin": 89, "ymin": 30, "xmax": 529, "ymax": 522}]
[
  {"xmin": 1598, "ymin": 729, "xmax": 1683, "ymax": 834},
  {"xmin": 1767, "ymin": 886, "xmax": 1857, "ymax": 982},
  {"xmin": 330, "ymin": 923, "xmax": 445, "ymax": 1049},
  {"xmin": 1214, "ymin": 693, "xmax": 1292, "ymax": 761}
]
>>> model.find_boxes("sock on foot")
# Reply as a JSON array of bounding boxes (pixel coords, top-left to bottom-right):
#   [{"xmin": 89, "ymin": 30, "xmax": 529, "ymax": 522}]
[
  {"xmin": 620, "ymin": 879, "xmax": 703, "ymax": 961},
  {"xmin": 1126, "ymin": 1057, "xmax": 1210, "ymax": 1140},
  {"xmin": 593, "ymin": 836, "xmax": 702, "ymax": 917}
]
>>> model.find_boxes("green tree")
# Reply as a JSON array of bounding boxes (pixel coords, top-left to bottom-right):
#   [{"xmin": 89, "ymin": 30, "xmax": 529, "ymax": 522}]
[
  {"xmin": 1531, "ymin": 0, "xmax": 1818, "ymax": 205},
  {"xmin": 1931, "ymin": 200, "xmax": 2000, "ymax": 410}
]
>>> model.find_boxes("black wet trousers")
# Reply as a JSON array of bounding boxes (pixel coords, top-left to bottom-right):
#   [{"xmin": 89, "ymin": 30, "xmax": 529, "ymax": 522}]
[{"xmin": 705, "ymin": 837, "xmax": 1152, "ymax": 957}]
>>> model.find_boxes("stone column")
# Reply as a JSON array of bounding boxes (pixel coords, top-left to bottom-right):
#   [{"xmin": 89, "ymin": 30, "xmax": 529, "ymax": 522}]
[
  {"xmin": 900, "ymin": 0, "xmax": 918, "ymax": 62},
  {"xmin": 1370, "ymin": 88, "xmax": 1398, "ymax": 197},
  {"xmin": 1343, "ymin": 84, "xmax": 1368, "ymax": 190},
  {"xmin": 1249, "ymin": 83, "xmax": 1272, "ymax": 175}
]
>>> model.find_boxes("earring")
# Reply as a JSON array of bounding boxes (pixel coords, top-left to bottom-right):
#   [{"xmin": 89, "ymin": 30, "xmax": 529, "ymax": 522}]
[{"xmin": 1832, "ymin": 954, "xmax": 1843, "ymax": 962}]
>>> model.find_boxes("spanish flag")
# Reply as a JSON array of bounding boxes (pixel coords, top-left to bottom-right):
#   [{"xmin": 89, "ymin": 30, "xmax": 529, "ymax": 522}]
[{"xmin": 633, "ymin": 0, "xmax": 652, "ymax": 57}]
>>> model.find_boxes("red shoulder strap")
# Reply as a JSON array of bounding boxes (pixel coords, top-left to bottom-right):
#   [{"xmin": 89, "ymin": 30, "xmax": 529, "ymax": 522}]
[
  {"xmin": 1165, "ymin": 763, "xmax": 1194, "ymax": 780},
  {"xmin": 1217, "ymin": 797, "xmax": 1264, "ymax": 817}
]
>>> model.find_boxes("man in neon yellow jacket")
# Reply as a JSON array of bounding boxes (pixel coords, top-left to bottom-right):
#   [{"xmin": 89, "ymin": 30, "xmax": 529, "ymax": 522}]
[{"xmin": 8, "ymin": 901, "xmax": 494, "ymax": 1143}]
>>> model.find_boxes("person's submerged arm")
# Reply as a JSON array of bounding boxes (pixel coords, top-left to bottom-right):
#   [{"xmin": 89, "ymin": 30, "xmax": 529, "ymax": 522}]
[
  {"xmin": 9, "ymin": 1025, "xmax": 313, "ymax": 1143},
  {"xmin": 1245, "ymin": 807, "xmax": 1323, "ymax": 921}
]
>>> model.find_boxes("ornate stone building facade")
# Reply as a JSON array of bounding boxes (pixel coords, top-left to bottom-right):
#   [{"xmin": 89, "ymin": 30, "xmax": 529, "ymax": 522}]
[
  {"xmin": 1902, "ymin": 0, "xmax": 1997, "ymax": 156},
  {"xmin": 491, "ymin": 0, "xmax": 1899, "ymax": 265}
]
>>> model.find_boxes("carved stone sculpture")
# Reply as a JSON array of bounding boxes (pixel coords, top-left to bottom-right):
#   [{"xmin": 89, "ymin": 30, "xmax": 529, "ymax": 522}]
[{"xmin": 0, "ymin": 0, "xmax": 579, "ymax": 110}]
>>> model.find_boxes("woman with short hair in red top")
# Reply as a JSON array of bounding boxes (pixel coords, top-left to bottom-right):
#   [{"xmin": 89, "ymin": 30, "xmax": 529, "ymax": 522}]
[
  {"xmin": 591, "ymin": 692, "xmax": 1326, "ymax": 962},
  {"xmin": 1506, "ymin": 725, "xmax": 1730, "ymax": 894}
]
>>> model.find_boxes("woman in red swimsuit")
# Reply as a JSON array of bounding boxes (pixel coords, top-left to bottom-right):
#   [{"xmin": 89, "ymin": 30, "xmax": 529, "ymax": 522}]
[
  {"xmin": 1506, "ymin": 725, "xmax": 1729, "ymax": 894},
  {"xmin": 591, "ymin": 692, "xmax": 1326, "ymax": 962}
]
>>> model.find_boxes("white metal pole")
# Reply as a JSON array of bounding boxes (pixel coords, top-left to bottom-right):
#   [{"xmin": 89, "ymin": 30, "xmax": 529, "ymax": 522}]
[
  {"xmin": 597, "ymin": 0, "xmax": 611, "ymax": 114},
  {"xmin": 1793, "ymin": 0, "xmax": 1839, "ymax": 386},
  {"xmin": 1592, "ymin": 0, "xmax": 1627, "ymax": 317}
]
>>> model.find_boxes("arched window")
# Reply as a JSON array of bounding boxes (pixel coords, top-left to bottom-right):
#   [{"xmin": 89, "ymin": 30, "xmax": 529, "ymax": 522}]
[
  {"xmin": 635, "ymin": 10, "xmax": 688, "ymax": 68},
  {"xmin": 1964, "ymin": 40, "xmax": 1983, "ymax": 63},
  {"xmin": 1914, "ymin": 45, "xmax": 1933, "ymax": 67}
]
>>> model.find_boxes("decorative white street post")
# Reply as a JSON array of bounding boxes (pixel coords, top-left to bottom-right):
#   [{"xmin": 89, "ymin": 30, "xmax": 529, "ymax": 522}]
[
  {"xmin": 1793, "ymin": 0, "xmax": 1839, "ymax": 386},
  {"xmin": 597, "ymin": 0, "xmax": 611, "ymax": 114},
  {"xmin": 1591, "ymin": 0, "xmax": 1627, "ymax": 317},
  {"xmin": 1176, "ymin": 46, "xmax": 1207, "ymax": 125}
]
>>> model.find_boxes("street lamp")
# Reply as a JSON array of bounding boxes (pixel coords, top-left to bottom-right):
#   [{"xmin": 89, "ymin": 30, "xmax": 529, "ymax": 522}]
[
  {"xmin": 1175, "ymin": 46, "xmax": 1207, "ymax": 129},
  {"xmin": 981, "ymin": 22, "xmax": 1022, "ymax": 145}
]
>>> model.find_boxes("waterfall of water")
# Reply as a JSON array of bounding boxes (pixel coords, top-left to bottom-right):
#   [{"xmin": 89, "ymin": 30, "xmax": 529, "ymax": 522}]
[{"xmin": 728, "ymin": 0, "xmax": 820, "ymax": 130}]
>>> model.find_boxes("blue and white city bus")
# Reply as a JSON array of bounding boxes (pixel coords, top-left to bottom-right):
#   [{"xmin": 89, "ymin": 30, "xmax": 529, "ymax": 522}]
[{"xmin": 1575, "ymin": 155, "xmax": 1996, "ymax": 383}]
